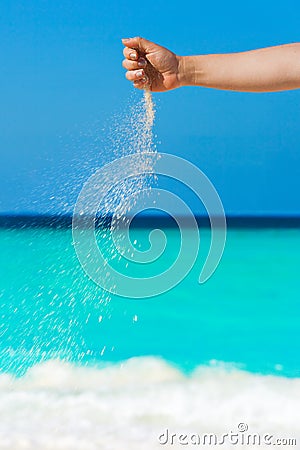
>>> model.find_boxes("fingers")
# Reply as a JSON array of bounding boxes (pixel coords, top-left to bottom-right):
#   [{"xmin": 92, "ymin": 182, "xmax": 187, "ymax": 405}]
[
  {"xmin": 122, "ymin": 57, "xmax": 147, "ymax": 70},
  {"xmin": 133, "ymin": 80, "xmax": 147, "ymax": 90},
  {"xmin": 123, "ymin": 46, "xmax": 147, "ymax": 69},
  {"xmin": 125, "ymin": 69, "xmax": 148, "ymax": 84},
  {"xmin": 123, "ymin": 47, "xmax": 138, "ymax": 60},
  {"xmin": 122, "ymin": 36, "xmax": 153, "ymax": 53},
  {"xmin": 122, "ymin": 37, "xmax": 151, "ymax": 89}
]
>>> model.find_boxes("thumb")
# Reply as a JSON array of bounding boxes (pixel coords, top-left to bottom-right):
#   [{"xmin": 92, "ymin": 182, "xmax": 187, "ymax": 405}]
[{"xmin": 121, "ymin": 36, "xmax": 155, "ymax": 53}]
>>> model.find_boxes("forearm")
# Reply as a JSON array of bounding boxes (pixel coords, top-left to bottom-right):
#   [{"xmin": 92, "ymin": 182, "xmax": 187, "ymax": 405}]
[{"xmin": 178, "ymin": 44, "xmax": 300, "ymax": 92}]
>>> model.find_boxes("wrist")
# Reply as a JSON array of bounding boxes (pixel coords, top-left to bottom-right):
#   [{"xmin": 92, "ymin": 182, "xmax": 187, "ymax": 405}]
[
  {"xmin": 177, "ymin": 55, "xmax": 206, "ymax": 87},
  {"xmin": 177, "ymin": 56, "xmax": 188, "ymax": 87},
  {"xmin": 177, "ymin": 55, "xmax": 195, "ymax": 87}
]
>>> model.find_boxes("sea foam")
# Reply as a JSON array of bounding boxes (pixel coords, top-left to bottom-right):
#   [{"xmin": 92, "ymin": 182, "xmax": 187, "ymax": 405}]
[{"xmin": 0, "ymin": 357, "xmax": 299, "ymax": 450}]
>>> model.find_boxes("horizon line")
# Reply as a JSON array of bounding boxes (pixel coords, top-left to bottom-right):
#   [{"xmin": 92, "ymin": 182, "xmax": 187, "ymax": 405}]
[{"xmin": 0, "ymin": 213, "xmax": 300, "ymax": 229}]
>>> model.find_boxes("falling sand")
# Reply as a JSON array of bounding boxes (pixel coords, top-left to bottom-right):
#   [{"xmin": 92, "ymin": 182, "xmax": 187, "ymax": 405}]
[
  {"xmin": 86, "ymin": 87, "xmax": 159, "ymax": 300},
  {"xmin": 143, "ymin": 89, "xmax": 155, "ymax": 132},
  {"xmin": 107, "ymin": 88, "xmax": 157, "ymax": 219}
]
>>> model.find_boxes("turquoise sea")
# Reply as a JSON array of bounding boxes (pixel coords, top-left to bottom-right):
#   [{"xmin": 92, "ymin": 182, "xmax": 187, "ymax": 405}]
[{"xmin": 0, "ymin": 224, "xmax": 299, "ymax": 449}]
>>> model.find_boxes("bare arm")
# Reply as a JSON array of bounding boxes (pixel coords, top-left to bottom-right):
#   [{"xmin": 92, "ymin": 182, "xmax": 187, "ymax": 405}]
[
  {"xmin": 179, "ymin": 44, "xmax": 300, "ymax": 92},
  {"xmin": 122, "ymin": 37, "xmax": 300, "ymax": 93}
]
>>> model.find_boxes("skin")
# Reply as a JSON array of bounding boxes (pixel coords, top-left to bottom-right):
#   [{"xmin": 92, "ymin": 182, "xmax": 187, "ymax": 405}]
[{"xmin": 122, "ymin": 37, "xmax": 300, "ymax": 93}]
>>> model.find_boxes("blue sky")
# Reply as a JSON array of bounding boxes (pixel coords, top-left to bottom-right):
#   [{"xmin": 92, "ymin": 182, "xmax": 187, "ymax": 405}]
[{"xmin": 1, "ymin": 0, "xmax": 300, "ymax": 215}]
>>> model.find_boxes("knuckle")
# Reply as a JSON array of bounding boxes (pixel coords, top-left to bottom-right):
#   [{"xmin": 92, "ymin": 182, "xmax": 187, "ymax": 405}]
[
  {"xmin": 124, "ymin": 48, "xmax": 131, "ymax": 58},
  {"xmin": 136, "ymin": 36, "xmax": 142, "ymax": 48},
  {"xmin": 122, "ymin": 59, "xmax": 129, "ymax": 69}
]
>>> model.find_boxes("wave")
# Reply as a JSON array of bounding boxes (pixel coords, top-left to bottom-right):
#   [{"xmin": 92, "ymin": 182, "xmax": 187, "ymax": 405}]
[{"xmin": 0, "ymin": 357, "xmax": 299, "ymax": 449}]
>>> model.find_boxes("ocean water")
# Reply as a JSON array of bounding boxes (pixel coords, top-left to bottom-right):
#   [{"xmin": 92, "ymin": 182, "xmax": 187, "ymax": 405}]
[{"xmin": 0, "ymin": 225, "xmax": 300, "ymax": 449}]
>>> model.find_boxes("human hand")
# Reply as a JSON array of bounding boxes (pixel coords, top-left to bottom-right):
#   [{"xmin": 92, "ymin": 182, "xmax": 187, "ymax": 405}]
[{"xmin": 122, "ymin": 37, "xmax": 182, "ymax": 92}]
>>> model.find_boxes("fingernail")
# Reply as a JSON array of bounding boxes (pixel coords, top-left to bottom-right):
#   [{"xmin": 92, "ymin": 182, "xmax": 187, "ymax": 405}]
[
  {"xmin": 130, "ymin": 52, "xmax": 137, "ymax": 60},
  {"xmin": 141, "ymin": 77, "xmax": 147, "ymax": 83},
  {"xmin": 122, "ymin": 38, "xmax": 131, "ymax": 42},
  {"xmin": 138, "ymin": 59, "xmax": 146, "ymax": 67},
  {"xmin": 136, "ymin": 70, "xmax": 143, "ymax": 78}
]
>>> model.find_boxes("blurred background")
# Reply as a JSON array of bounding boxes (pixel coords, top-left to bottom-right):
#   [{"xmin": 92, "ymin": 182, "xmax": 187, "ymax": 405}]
[{"xmin": 1, "ymin": 0, "xmax": 300, "ymax": 215}]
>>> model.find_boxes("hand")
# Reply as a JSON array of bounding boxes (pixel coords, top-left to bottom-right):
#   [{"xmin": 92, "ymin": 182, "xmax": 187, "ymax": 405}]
[{"xmin": 122, "ymin": 37, "xmax": 181, "ymax": 92}]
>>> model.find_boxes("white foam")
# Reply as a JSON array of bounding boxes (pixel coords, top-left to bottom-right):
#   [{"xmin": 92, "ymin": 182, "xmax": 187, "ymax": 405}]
[{"xmin": 0, "ymin": 357, "xmax": 299, "ymax": 449}]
